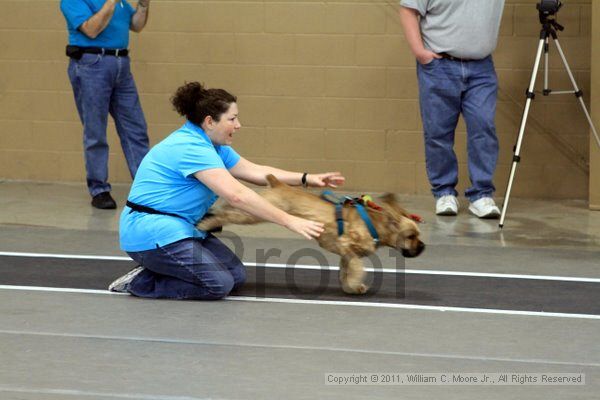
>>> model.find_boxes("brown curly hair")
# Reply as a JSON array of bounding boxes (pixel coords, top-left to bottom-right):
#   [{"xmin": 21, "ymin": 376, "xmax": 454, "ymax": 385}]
[{"xmin": 171, "ymin": 82, "xmax": 237, "ymax": 126}]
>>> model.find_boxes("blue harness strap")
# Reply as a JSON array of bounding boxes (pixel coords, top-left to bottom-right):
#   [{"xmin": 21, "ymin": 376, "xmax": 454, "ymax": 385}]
[
  {"xmin": 320, "ymin": 190, "xmax": 379, "ymax": 244},
  {"xmin": 354, "ymin": 202, "xmax": 379, "ymax": 244},
  {"xmin": 321, "ymin": 190, "xmax": 346, "ymax": 236}
]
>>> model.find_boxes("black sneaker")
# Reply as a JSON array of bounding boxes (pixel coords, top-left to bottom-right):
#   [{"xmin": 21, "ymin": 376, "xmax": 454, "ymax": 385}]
[{"xmin": 91, "ymin": 192, "xmax": 117, "ymax": 209}]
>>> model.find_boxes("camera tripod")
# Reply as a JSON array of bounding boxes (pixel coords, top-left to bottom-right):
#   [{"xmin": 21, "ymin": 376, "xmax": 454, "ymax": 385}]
[{"xmin": 499, "ymin": 16, "xmax": 600, "ymax": 228}]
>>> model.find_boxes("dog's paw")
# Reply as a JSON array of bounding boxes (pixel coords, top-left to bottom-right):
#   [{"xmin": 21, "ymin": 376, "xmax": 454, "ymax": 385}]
[
  {"xmin": 355, "ymin": 283, "xmax": 368, "ymax": 294},
  {"xmin": 342, "ymin": 283, "xmax": 368, "ymax": 295}
]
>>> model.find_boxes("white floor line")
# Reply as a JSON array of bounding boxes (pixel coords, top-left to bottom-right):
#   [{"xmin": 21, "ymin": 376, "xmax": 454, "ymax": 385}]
[
  {"xmin": 244, "ymin": 262, "xmax": 600, "ymax": 283},
  {"xmin": 2, "ymin": 250, "xmax": 600, "ymax": 283},
  {"xmin": 0, "ymin": 251, "xmax": 130, "ymax": 261},
  {"xmin": 1, "ymin": 329, "xmax": 598, "ymax": 368},
  {"xmin": 0, "ymin": 284, "xmax": 599, "ymax": 320},
  {"xmin": 0, "ymin": 285, "xmax": 128, "ymax": 295},
  {"xmin": 0, "ymin": 386, "xmax": 216, "ymax": 400}
]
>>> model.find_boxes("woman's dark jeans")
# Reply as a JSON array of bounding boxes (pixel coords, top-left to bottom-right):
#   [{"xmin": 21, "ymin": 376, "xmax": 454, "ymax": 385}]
[{"xmin": 127, "ymin": 234, "xmax": 246, "ymax": 300}]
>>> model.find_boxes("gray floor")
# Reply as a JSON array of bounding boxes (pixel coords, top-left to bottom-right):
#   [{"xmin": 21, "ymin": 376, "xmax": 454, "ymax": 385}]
[{"xmin": 0, "ymin": 180, "xmax": 599, "ymax": 399}]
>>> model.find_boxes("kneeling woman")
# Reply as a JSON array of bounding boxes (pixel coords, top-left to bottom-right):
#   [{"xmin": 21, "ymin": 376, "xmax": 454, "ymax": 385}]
[{"xmin": 110, "ymin": 82, "xmax": 345, "ymax": 300}]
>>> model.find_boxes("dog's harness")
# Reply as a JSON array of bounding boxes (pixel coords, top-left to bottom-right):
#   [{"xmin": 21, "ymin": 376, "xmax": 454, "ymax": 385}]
[{"xmin": 320, "ymin": 190, "xmax": 380, "ymax": 245}]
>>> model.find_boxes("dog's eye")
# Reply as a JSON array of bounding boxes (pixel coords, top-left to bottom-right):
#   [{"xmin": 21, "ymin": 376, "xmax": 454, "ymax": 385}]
[{"xmin": 407, "ymin": 234, "xmax": 417, "ymax": 240}]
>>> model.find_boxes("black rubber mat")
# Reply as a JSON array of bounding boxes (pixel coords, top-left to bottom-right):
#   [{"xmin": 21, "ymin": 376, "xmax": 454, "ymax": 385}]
[{"xmin": 1, "ymin": 255, "xmax": 598, "ymax": 315}]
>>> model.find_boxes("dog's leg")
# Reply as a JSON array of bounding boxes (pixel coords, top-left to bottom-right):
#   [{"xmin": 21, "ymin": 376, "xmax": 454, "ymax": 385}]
[
  {"xmin": 197, "ymin": 207, "xmax": 262, "ymax": 231},
  {"xmin": 339, "ymin": 254, "xmax": 368, "ymax": 295},
  {"xmin": 198, "ymin": 189, "xmax": 290, "ymax": 231}
]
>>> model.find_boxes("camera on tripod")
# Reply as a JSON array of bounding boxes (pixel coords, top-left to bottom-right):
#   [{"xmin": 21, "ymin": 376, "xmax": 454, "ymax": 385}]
[
  {"xmin": 537, "ymin": 0, "xmax": 562, "ymax": 18},
  {"xmin": 500, "ymin": 0, "xmax": 600, "ymax": 227}
]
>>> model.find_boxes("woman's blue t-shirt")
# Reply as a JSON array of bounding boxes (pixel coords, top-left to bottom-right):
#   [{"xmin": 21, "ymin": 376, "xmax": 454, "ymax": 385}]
[{"xmin": 119, "ymin": 121, "xmax": 240, "ymax": 252}]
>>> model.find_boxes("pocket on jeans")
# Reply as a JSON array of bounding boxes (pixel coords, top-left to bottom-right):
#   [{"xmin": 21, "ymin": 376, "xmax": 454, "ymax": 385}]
[
  {"xmin": 419, "ymin": 58, "xmax": 440, "ymax": 68},
  {"xmin": 77, "ymin": 53, "xmax": 102, "ymax": 67}
]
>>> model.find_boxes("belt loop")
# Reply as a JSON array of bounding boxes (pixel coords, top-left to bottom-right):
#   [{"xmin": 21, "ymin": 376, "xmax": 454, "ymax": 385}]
[
  {"xmin": 101, "ymin": 48, "xmax": 105, "ymax": 56},
  {"xmin": 115, "ymin": 49, "xmax": 120, "ymax": 57}
]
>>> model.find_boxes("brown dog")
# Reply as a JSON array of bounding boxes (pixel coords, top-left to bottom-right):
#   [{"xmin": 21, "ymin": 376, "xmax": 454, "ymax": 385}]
[{"xmin": 197, "ymin": 175, "xmax": 425, "ymax": 294}]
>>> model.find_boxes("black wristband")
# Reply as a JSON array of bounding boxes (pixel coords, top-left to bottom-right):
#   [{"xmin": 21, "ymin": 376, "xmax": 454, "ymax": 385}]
[{"xmin": 301, "ymin": 172, "xmax": 308, "ymax": 187}]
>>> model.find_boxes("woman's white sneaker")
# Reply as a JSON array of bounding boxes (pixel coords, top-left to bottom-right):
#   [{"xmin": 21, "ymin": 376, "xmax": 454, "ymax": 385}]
[
  {"xmin": 108, "ymin": 266, "xmax": 145, "ymax": 293},
  {"xmin": 435, "ymin": 195, "xmax": 459, "ymax": 216},
  {"xmin": 468, "ymin": 197, "xmax": 501, "ymax": 219}
]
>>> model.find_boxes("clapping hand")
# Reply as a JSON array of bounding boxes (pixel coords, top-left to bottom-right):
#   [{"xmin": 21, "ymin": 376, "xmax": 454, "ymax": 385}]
[{"xmin": 307, "ymin": 172, "xmax": 345, "ymax": 188}]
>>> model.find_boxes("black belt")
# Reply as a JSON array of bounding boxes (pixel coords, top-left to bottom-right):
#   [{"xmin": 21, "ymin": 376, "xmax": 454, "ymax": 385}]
[
  {"xmin": 126, "ymin": 201, "xmax": 223, "ymax": 233},
  {"xmin": 82, "ymin": 47, "xmax": 128, "ymax": 57},
  {"xmin": 126, "ymin": 201, "xmax": 186, "ymax": 220},
  {"xmin": 439, "ymin": 52, "xmax": 477, "ymax": 62}
]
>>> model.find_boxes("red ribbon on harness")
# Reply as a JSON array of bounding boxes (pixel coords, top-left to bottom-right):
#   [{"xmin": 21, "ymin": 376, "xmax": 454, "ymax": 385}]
[
  {"xmin": 408, "ymin": 214, "xmax": 424, "ymax": 223},
  {"xmin": 359, "ymin": 195, "xmax": 424, "ymax": 223},
  {"xmin": 359, "ymin": 195, "xmax": 384, "ymax": 211}
]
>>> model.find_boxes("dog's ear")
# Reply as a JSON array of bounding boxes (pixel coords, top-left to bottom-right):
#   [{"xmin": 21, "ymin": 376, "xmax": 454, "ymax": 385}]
[
  {"xmin": 379, "ymin": 193, "xmax": 409, "ymax": 217},
  {"xmin": 380, "ymin": 193, "xmax": 398, "ymax": 205},
  {"xmin": 373, "ymin": 201, "xmax": 402, "ymax": 231},
  {"xmin": 385, "ymin": 212, "xmax": 401, "ymax": 230}
]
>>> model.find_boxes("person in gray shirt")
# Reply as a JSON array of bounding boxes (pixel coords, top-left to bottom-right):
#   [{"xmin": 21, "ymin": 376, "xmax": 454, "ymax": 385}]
[{"xmin": 399, "ymin": 0, "xmax": 505, "ymax": 218}]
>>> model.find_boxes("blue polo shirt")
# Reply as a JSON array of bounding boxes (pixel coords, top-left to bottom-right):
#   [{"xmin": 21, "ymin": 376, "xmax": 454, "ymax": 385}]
[
  {"xmin": 60, "ymin": 0, "xmax": 135, "ymax": 48},
  {"xmin": 120, "ymin": 121, "xmax": 241, "ymax": 252}
]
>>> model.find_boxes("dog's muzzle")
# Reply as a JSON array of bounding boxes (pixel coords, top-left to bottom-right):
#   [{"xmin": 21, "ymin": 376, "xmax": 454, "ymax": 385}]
[{"xmin": 401, "ymin": 241, "xmax": 425, "ymax": 258}]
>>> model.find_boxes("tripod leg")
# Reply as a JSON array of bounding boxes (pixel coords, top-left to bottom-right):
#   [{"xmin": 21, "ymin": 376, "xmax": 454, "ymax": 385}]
[
  {"xmin": 543, "ymin": 37, "xmax": 550, "ymax": 94},
  {"xmin": 499, "ymin": 39, "xmax": 546, "ymax": 228},
  {"xmin": 552, "ymin": 39, "xmax": 600, "ymax": 149}
]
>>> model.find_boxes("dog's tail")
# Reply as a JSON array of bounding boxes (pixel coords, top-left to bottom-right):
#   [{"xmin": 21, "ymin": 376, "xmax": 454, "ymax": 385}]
[{"xmin": 266, "ymin": 174, "xmax": 284, "ymax": 188}]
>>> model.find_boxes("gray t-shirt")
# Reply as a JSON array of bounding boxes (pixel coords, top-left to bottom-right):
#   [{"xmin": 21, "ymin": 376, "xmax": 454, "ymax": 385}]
[{"xmin": 400, "ymin": 0, "xmax": 505, "ymax": 59}]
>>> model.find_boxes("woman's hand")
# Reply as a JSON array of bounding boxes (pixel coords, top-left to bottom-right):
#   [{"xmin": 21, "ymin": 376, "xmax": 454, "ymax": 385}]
[
  {"xmin": 307, "ymin": 172, "xmax": 345, "ymax": 188},
  {"xmin": 284, "ymin": 215, "xmax": 325, "ymax": 240}
]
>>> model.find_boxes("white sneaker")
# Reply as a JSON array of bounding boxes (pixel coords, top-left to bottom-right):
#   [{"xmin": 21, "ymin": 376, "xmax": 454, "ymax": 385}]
[
  {"xmin": 435, "ymin": 195, "xmax": 459, "ymax": 216},
  {"xmin": 108, "ymin": 266, "xmax": 144, "ymax": 293},
  {"xmin": 469, "ymin": 197, "xmax": 501, "ymax": 219}
]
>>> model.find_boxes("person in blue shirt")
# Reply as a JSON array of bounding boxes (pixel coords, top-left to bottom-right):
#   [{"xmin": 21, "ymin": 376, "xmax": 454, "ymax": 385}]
[
  {"xmin": 109, "ymin": 82, "xmax": 346, "ymax": 300},
  {"xmin": 60, "ymin": 0, "xmax": 151, "ymax": 209}
]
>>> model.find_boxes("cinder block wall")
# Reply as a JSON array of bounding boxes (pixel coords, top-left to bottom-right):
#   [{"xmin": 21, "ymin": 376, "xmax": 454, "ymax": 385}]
[{"xmin": 0, "ymin": 0, "xmax": 593, "ymax": 198}]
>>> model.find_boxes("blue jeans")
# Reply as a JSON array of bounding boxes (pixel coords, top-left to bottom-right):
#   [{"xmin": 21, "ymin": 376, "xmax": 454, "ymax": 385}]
[
  {"xmin": 417, "ymin": 56, "xmax": 499, "ymax": 202},
  {"xmin": 67, "ymin": 54, "xmax": 149, "ymax": 197},
  {"xmin": 126, "ymin": 235, "xmax": 247, "ymax": 300}
]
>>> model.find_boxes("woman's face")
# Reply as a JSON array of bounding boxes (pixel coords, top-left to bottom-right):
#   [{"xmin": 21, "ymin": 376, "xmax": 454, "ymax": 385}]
[{"xmin": 205, "ymin": 102, "xmax": 241, "ymax": 146}]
